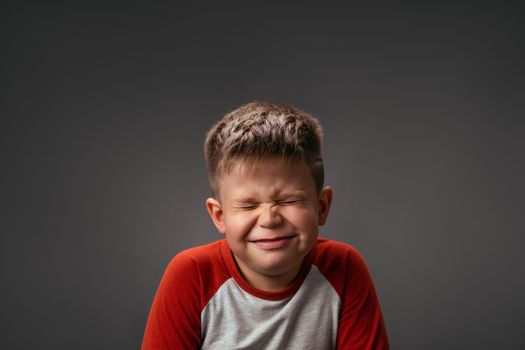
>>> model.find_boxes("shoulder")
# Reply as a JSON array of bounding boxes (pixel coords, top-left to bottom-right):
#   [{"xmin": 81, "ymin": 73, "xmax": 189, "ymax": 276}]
[
  {"xmin": 143, "ymin": 241, "xmax": 227, "ymax": 349},
  {"xmin": 313, "ymin": 237, "xmax": 373, "ymax": 297},
  {"xmin": 168, "ymin": 239, "xmax": 224, "ymax": 271},
  {"xmin": 316, "ymin": 238, "xmax": 390, "ymax": 349},
  {"xmin": 159, "ymin": 240, "xmax": 230, "ymax": 305},
  {"xmin": 314, "ymin": 237, "xmax": 366, "ymax": 265}
]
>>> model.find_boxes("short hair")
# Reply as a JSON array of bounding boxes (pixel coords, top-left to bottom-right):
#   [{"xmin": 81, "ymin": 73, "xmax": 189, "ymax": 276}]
[{"xmin": 204, "ymin": 101, "xmax": 324, "ymax": 197}]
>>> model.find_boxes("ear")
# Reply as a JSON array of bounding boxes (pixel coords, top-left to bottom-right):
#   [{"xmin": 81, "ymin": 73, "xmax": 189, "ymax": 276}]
[
  {"xmin": 317, "ymin": 186, "xmax": 333, "ymax": 226},
  {"xmin": 206, "ymin": 197, "xmax": 226, "ymax": 234}
]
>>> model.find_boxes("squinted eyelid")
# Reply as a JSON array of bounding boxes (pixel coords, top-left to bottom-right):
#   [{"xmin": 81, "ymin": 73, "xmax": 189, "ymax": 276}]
[{"xmin": 233, "ymin": 205, "xmax": 255, "ymax": 209}]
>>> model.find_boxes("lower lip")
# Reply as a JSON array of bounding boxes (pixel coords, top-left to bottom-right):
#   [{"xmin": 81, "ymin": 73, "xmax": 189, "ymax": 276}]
[{"xmin": 251, "ymin": 236, "xmax": 295, "ymax": 250}]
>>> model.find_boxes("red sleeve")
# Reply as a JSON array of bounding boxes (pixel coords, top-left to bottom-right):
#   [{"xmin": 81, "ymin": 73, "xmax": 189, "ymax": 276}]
[
  {"xmin": 141, "ymin": 252, "xmax": 203, "ymax": 350},
  {"xmin": 315, "ymin": 239, "xmax": 389, "ymax": 350}
]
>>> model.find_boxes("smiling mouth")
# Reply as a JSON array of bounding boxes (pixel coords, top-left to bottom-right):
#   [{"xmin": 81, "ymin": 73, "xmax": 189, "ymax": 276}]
[{"xmin": 250, "ymin": 235, "xmax": 296, "ymax": 250}]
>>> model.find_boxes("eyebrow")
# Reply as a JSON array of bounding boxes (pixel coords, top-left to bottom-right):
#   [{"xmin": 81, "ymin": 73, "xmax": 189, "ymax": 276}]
[
  {"xmin": 233, "ymin": 197, "xmax": 259, "ymax": 204},
  {"xmin": 233, "ymin": 191, "xmax": 307, "ymax": 203}
]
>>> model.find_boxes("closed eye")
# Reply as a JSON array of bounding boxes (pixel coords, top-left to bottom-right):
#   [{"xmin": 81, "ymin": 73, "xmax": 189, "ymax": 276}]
[
  {"xmin": 234, "ymin": 204, "xmax": 258, "ymax": 210},
  {"xmin": 279, "ymin": 200, "xmax": 304, "ymax": 206}
]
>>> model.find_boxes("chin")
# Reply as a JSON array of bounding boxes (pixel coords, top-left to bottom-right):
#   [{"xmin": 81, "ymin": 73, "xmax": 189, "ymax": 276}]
[{"xmin": 255, "ymin": 257, "xmax": 298, "ymax": 276}]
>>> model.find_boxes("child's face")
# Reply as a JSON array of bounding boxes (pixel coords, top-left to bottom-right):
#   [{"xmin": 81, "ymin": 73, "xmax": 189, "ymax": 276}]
[{"xmin": 206, "ymin": 157, "xmax": 332, "ymax": 291}]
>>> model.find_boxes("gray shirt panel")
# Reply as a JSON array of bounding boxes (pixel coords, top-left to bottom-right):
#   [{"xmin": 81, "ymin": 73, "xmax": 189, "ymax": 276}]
[{"xmin": 200, "ymin": 265, "xmax": 340, "ymax": 350}]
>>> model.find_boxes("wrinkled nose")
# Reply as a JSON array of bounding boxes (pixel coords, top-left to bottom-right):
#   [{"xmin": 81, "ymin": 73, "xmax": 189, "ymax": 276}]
[{"xmin": 258, "ymin": 205, "xmax": 283, "ymax": 228}]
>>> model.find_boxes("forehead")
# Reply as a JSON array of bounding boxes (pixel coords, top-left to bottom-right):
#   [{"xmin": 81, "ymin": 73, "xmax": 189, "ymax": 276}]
[{"xmin": 218, "ymin": 157, "xmax": 316, "ymax": 199}]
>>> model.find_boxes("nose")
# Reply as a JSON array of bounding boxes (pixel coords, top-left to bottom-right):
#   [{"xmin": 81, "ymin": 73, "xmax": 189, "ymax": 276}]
[{"xmin": 258, "ymin": 204, "xmax": 283, "ymax": 229}]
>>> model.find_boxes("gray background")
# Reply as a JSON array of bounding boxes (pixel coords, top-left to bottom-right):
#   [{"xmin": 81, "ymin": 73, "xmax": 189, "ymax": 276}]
[{"xmin": 2, "ymin": 1, "xmax": 524, "ymax": 349}]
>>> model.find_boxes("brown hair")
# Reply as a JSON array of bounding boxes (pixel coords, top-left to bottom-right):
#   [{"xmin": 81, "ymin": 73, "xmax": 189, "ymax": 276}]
[{"xmin": 204, "ymin": 101, "xmax": 324, "ymax": 197}]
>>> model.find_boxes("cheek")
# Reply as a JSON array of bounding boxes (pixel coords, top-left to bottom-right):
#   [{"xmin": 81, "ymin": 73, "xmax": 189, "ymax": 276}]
[
  {"xmin": 281, "ymin": 206, "xmax": 318, "ymax": 229},
  {"xmin": 224, "ymin": 212, "xmax": 258, "ymax": 237}
]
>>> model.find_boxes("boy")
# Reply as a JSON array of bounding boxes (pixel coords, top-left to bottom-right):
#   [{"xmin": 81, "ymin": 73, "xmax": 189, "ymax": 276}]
[{"xmin": 142, "ymin": 101, "xmax": 389, "ymax": 349}]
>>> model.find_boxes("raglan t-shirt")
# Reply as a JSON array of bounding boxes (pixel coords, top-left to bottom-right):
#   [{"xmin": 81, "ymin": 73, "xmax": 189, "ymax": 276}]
[{"xmin": 142, "ymin": 238, "xmax": 389, "ymax": 350}]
